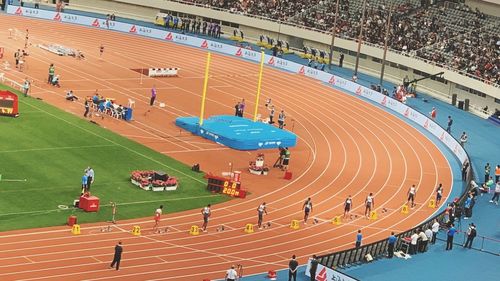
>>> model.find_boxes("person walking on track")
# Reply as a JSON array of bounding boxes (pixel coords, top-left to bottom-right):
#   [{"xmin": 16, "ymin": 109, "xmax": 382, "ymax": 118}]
[
  {"xmin": 269, "ymin": 105, "xmax": 275, "ymax": 124},
  {"xmin": 84, "ymin": 100, "xmax": 90, "ymax": 118},
  {"xmin": 150, "ymin": 85, "xmax": 157, "ymax": 106},
  {"xmin": 344, "ymin": 195, "xmax": 353, "ymax": 218},
  {"xmin": 257, "ymin": 202, "xmax": 268, "ymax": 229},
  {"xmin": 365, "ymin": 193, "xmax": 374, "ymax": 218},
  {"xmin": 109, "ymin": 241, "xmax": 123, "ymax": 270},
  {"xmin": 278, "ymin": 110, "xmax": 286, "ymax": 129},
  {"xmin": 282, "ymin": 148, "xmax": 290, "ymax": 171},
  {"xmin": 407, "ymin": 184, "xmax": 417, "ymax": 208},
  {"xmin": 153, "ymin": 205, "xmax": 163, "ymax": 230},
  {"xmin": 201, "ymin": 204, "xmax": 211, "ymax": 232},
  {"xmin": 302, "ymin": 198, "xmax": 313, "ymax": 224},
  {"xmin": 48, "ymin": 63, "xmax": 55, "ymax": 84},
  {"xmin": 355, "ymin": 230, "xmax": 362, "ymax": 248}
]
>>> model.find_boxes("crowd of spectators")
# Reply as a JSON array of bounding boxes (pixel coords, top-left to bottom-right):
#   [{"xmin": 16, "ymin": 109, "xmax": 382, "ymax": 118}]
[{"xmin": 174, "ymin": 0, "xmax": 499, "ymax": 85}]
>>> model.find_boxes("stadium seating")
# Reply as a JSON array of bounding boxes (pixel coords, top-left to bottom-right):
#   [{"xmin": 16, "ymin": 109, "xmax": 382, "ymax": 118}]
[{"xmin": 174, "ymin": 0, "xmax": 499, "ymax": 85}]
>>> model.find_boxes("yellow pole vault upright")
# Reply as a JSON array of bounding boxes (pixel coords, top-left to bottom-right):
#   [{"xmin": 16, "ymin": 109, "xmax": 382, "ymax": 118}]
[
  {"xmin": 253, "ymin": 51, "xmax": 265, "ymax": 122},
  {"xmin": 199, "ymin": 52, "xmax": 212, "ymax": 126}
]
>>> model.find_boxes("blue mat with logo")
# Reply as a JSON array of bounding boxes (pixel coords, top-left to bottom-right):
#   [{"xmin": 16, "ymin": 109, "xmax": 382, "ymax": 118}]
[{"xmin": 175, "ymin": 115, "xmax": 297, "ymax": 150}]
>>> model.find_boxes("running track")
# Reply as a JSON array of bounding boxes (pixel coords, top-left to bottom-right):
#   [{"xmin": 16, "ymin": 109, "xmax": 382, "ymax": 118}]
[{"xmin": 0, "ymin": 15, "xmax": 452, "ymax": 281}]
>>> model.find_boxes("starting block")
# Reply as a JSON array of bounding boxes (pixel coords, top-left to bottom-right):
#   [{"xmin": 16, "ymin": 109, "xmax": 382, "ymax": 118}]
[
  {"xmin": 290, "ymin": 220, "xmax": 300, "ymax": 230},
  {"xmin": 312, "ymin": 218, "xmax": 319, "ymax": 225},
  {"xmin": 71, "ymin": 224, "xmax": 81, "ymax": 235},
  {"xmin": 401, "ymin": 204, "xmax": 409, "ymax": 214},
  {"xmin": 428, "ymin": 199, "xmax": 436, "ymax": 208},
  {"xmin": 189, "ymin": 225, "xmax": 200, "ymax": 236},
  {"xmin": 216, "ymin": 225, "xmax": 225, "ymax": 232},
  {"xmin": 262, "ymin": 222, "xmax": 272, "ymax": 229},
  {"xmin": 369, "ymin": 211, "xmax": 378, "ymax": 220},
  {"xmin": 100, "ymin": 225, "xmax": 112, "ymax": 232},
  {"xmin": 331, "ymin": 216, "xmax": 342, "ymax": 225},
  {"xmin": 244, "ymin": 223, "xmax": 254, "ymax": 233},
  {"xmin": 155, "ymin": 227, "xmax": 169, "ymax": 234},
  {"xmin": 132, "ymin": 225, "xmax": 141, "ymax": 236}
]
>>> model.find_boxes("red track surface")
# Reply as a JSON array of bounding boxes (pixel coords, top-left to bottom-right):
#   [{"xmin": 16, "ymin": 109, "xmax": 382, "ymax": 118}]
[{"xmin": 0, "ymin": 16, "xmax": 452, "ymax": 281}]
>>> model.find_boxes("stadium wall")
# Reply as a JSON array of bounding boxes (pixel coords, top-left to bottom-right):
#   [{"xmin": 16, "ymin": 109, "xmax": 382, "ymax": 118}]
[{"xmin": 34, "ymin": 0, "xmax": 500, "ymax": 115}]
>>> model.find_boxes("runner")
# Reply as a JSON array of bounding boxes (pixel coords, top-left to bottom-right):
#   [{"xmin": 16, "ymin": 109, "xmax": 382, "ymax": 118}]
[
  {"xmin": 407, "ymin": 184, "xmax": 417, "ymax": 208},
  {"xmin": 364, "ymin": 193, "xmax": 375, "ymax": 218},
  {"xmin": 436, "ymin": 183, "xmax": 443, "ymax": 205},
  {"xmin": 153, "ymin": 205, "xmax": 163, "ymax": 230},
  {"xmin": 344, "ymin": 195, "xmax": 353, "ymax": 218},
  {"xmin": 257, "ymin": 202, "xmax": 268, "ymax": 229},
  {"xmin": 302, "ymin": 198, "xmax": 313, "ymax": 224},
  {"xmin": 201, "ymin": 204, "xmax": 211, "ymax": 232}
]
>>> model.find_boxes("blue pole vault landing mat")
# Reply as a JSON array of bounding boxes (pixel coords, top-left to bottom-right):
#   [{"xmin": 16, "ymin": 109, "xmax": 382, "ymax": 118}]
[{"xmin": 175, "ymin": 115, "xmax": 297, "ymax": 150}]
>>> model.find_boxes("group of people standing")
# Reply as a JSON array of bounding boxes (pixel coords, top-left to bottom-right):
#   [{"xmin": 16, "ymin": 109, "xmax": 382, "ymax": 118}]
[{"xmin": 160, "ymin": 14, "xmax": 222, "ymax": 38}]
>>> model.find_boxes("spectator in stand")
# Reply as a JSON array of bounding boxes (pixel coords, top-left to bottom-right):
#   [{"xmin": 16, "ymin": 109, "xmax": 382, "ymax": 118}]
[{"xmin": 182, "ymin": 1, "xmax": 499, "ymax": 85}]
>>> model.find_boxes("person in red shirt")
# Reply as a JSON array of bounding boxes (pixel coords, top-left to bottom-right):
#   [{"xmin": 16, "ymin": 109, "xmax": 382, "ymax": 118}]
[{"xmin": 153, "ymin": 205, "xmax": 163, "ymax": 230}]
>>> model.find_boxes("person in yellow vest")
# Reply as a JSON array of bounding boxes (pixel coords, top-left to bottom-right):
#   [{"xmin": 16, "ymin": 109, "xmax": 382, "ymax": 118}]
[{"xmin": 282, "ymin": 148, "xmax": 290, "ymax": 171}]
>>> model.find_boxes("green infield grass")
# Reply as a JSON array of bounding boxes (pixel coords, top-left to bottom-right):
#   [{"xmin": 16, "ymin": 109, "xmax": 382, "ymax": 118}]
[{"xmin": 0, "ymin": 84, "xmax": 228, "ymax": 231}]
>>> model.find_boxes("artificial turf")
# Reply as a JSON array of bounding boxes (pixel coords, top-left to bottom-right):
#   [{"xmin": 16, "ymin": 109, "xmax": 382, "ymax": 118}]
[{"xmin": 0, "ymin": 84, "xmax": 228, "ymax": 231}]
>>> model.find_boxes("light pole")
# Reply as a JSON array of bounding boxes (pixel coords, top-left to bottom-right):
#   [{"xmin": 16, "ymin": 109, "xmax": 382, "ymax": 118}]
[
  {"xmin": 328, "ymin": 0, "xmax": 340, "ymax": 69},
  {"xmin": 379, "ymin": 8, "xmax": 393, "ymax": 88},
  {"xmin": 354, "ymin": 0, "xmax": 367, "ymax": 76}
]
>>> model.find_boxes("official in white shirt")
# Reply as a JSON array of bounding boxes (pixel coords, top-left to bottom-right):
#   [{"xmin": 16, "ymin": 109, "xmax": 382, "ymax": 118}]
[
  {"xmin": 431, "ymin": 219, "xmax": 440, "ymax": 244},
  {"xmin": 225, "ymin": 265, "xmax": 238, "ymax": 281}
]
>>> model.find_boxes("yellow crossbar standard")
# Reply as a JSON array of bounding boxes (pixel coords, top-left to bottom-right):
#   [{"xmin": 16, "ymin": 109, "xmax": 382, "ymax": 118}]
[
  {"xmin": 253, "ymin": 51, "xmax": 265, "ymax": 122},
  {"xmin": 199, "ymin": 52, "xmax": 212, "ymax": 126}
]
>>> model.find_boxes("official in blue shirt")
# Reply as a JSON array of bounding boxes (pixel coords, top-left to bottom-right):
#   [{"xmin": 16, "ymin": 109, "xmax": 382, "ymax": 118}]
[
  {"xmin": 356, "ymin": 230, "xmax": 362, "ymax": 248},
  {"xmin": 81, "ymin": 174, "xmax": 88, "ymax": 195},
  {"xmin": 387, "ymin": 232, "xmax": 397, "ymax": 258},
  {"xmin": 446, "ymin": 224, "xmax": 456, "ymax": 250}
]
